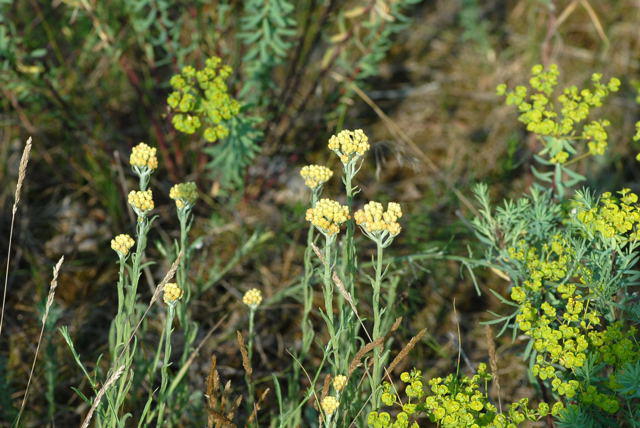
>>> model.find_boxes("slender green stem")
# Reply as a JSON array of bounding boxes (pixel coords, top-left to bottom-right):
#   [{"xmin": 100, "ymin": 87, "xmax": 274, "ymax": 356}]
[
  {"xmin": 370, "ymin": 239, "xmax": 384, "ymax": 406},
  {"xmin": 156, "ymin": 305, "xmax": 175, "ymax": 427},
  {"xmin": 300, "ymin": 225, "xmax": 315, "ymax": 360},
  {"xmin": 116, "ymin": 259, "xmax": 125, "ymax": 322},
  {"xmin": 323, "ymin": 236, "xmax": 335, "ymax": 330},
  {"xmin": 245, "ymin": 308, "xmax": 256, "ymax": 424}
]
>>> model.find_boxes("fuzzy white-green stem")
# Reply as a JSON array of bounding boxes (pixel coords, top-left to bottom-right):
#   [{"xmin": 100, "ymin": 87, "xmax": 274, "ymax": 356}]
[
  {"xmin": 370, "ymin": 239, "xmax": 384, "ymax": 406},
  {"xmin": 155, "ymin": 304, "xmax": 175, "ymax": 427},
  {"xmin": 245, "ymin": 308, "xmax": 257, "ymax": 424},
  {"xmin": 321, "ymin": 235, "xmax": 339, "ymax": 370}
]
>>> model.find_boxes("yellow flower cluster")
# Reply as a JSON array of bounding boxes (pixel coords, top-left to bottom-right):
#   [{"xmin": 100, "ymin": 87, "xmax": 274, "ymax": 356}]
[
  {"xmin": 575, "ymin": 189, "xmax": 640, "ymax": 244},
  {"xmin": 300, "ymin": 164, "xmax": 333, "ymax": 189},
  {"xmin": 128, "ymin": 190, "xmax": 154, "ymax": 214},
  {"xmin": 321, "ymin": 395, "xmax": 339, "ymax": 415},
  {"xmin": 242, "ymin": 288, "xmax": 262, "ymax": 308},
  {"xmin": 169, "ymin": 182, "xmax": 198, "ymax": 209},
  {"xmin": 111, "ymin": 234, "xmax": 135, "ymax": 256},
  {"xmin": 328, "ymin": 129, "xmax": 370, "ymax": 164},
  {"xmin": 507, "ymin": 233, "xmax": 640, "ymax": 411},
  {"xmin": 369, "ymin": 365, "xmax": 555, "ymax": 428},
  {"xmin": 305, "ymin": 199, "xmax": 350, "ymax": 236},
  {"xmin": 333, "ymin": 375, "xmax": 348, "ymax": 392},
  {"xmin": 163, "ymin": 282, "xmax": 183, "ymax": 304},
  {"xmin": 129, "ymin": 142, "xmax": 158, "ymax": 170},
  {"xmin": 497, "ymin": 64, "xmax": 620, "ymax": 163},
  {"xmin": 354, "ymin": 201, "xmax": 402, "ymax": 238}
]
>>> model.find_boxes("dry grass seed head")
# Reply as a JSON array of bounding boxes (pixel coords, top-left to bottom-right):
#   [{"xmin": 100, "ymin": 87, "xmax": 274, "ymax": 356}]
[
  {"xmin": 13, "ymin": 136, "xmax": 32, "ymax": 213},
  {"xmin": 236, "ymin": 331, "xmax": 252, "ymax": 377}
]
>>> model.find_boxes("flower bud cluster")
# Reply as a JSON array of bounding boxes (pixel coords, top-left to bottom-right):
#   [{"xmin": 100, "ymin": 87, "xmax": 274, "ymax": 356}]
[
  {"xmin": 328, "ymin": 129, "xmax": 370, "ymax": 165},
  {"xmin": 300, "ymin": 164, "xmax": 333, "ymax": 189},
  {"xmin": 130, "ymin": 143, "xmax": 158, "ymax": 170},
  {"xmin": 111, "ymin": 234, "xmax": 135, "ymax": 257},
  {"xmin": 354, "ymin": 201, "xmax": 403, "ymax": 239},
  {"xmin": 163, "ymin": 282, "xmax": 183, "ymax": 304},
  {"xmin": 170, "ymin": 182, "xmax": 198, "ymax": 209},
  {"xmin": 242, "ymin": 288, "xmax": 262, "ymax": 309},
  {"xmin": 305, "ymin": 198, "xmax": 350, "ymax": 236},
  {"xmin": 128, "ymin": 190, "xmax": 154, "ymax": 215},
  {"xmin": 321, "ymin": 395, "xmax": 339, "ymax": 415}
]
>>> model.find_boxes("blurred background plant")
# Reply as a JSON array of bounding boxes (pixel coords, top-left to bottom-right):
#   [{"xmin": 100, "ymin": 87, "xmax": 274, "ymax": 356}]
[{"xmin": 2, "ymin": 0, "xmax": 640, "ymax": 426}]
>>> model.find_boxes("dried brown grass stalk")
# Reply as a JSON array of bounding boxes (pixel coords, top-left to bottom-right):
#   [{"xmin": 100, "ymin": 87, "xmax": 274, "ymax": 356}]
[
  {"xmin": 247, "ymin": 388, "xmax": 270, "ymax": 425},
  {"xmin": 485, "ymin": 325, "xmax": 502, "ymax": 412},
  {"xmin": 206, "ymin": 355, "xmax": 240, "ymax": 428},
  {"xmin": 236, "ymin": 331, "xmax": 253, "ymax": 377},
  {"xmin": 1, "ymin": 136, "xmax": 32, "ymax": 337},
  {"xmin": 206, "ymin": 355, "xmax": 220, "ymax": 411},
  {"xmin": 320, "ymin": 373, "xmax": 331, "ymax": 400},
  {"xmin": 15, "ymin": 255, "xmax": 63, "ymax": 426},
  {"xmin": 80, "ymin": 365, "xmax": 125, "ymax": 428},
  {"xmin": 387, "ymin": 327, "xmax": 427, "ymax": 375},
  {"xmin": 348, "ymin": 317, "xmax": 402, "ymax": 376},
  {"xmin": 207, "ymin": 409, "xmax": 236, "ymax": 428}
]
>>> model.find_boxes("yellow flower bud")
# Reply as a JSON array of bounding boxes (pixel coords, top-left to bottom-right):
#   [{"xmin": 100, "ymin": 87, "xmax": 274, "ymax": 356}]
[
  {"xmin": 305, "ymin": 199, "xmax": 350, "ymax": 236},
  {"xmin": 163, "ymin": 282, "xmax": 183, "ymax": 304},
  {"xmin": 328, "ymin": 129, "xmax": 370, "ymax": 165},
  {"xmin": 300, "ymin": 165, "xmax": 333, "ymax": 189},
  {"xmin": 354, "ymin": 201, "xmax": 403, "ymax": 239},
  {"xmin": 333, "ymin": 375, "xmax": 348, "ymax": 392},
  {"xmin": 130, "ymin": 142, "xmax": 158, "ymax": 170},
  {"xmin": 110, "ymin": 234, "xmax": 135, "ymax": 256},
  {"xmin": 169, "ymin": 182, "xmax": 198, "ymax": 209},
  {"xmin": 242, "ymin": 288, "xmax": 262, "ymax": 308},
  {"xmin": 128, "ymin": 190, "xmax": 154, "ymax": 215},
  {"xmin": 321, "ymin": 395, "xmax": 339, "ymax": 415}
]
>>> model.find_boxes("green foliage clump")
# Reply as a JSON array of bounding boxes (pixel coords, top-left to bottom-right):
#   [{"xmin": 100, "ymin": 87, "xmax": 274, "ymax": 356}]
[
  {"xmin": 238, "ymin": 0, "xmax": 296, "ymax": 107},
  {"xmin": 368, "ymin": 365, "xmax": 555, "ymax": 428},
  {"xmin": 471, "ymin": 65, "xmax": 640, "ymax": 426}
]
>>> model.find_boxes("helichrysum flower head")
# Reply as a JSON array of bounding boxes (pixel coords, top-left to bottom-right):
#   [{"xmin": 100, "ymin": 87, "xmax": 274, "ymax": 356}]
[
  {"xmin": 333, "ymin": 375, "xmax": 348, "ymax": 392},
  {"xmin": 305, "ymin": 198, "xmax": 350, "ymax": 236},
  {"xmin": 169, "ymin": 182, "xmax": 198, "ymax": 209},
  {"xmin": 354, "ymin": 201, "xmax": 403, "ymax": 242},
  {"xmin": 128, "ymin": 190, "xmax": 154, "ymax": 216},
  {"xmin": 328, "ymin": 129, "xmax": 370, "ymax": 165},
  {"xmin": 163, "ymin": 282, "xmax": 183, "ymax": 304},
  {"xmin": 242, "ymin": 288, "xmax": 262, "ymax": 309},
  {"xmin": 300, "ymin": 165, "xmax": 333, "ymax": 190},
  {"xmin": 111, "ymin": 234, "xmax": 135, "ymax": 257},
  {"xmin": 321, "ymin": 396, "xmax": 339, "ymax": 415},
  {"xmin": 130, "ymin": 143, "xmax": 158, "ymax": 170}
]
